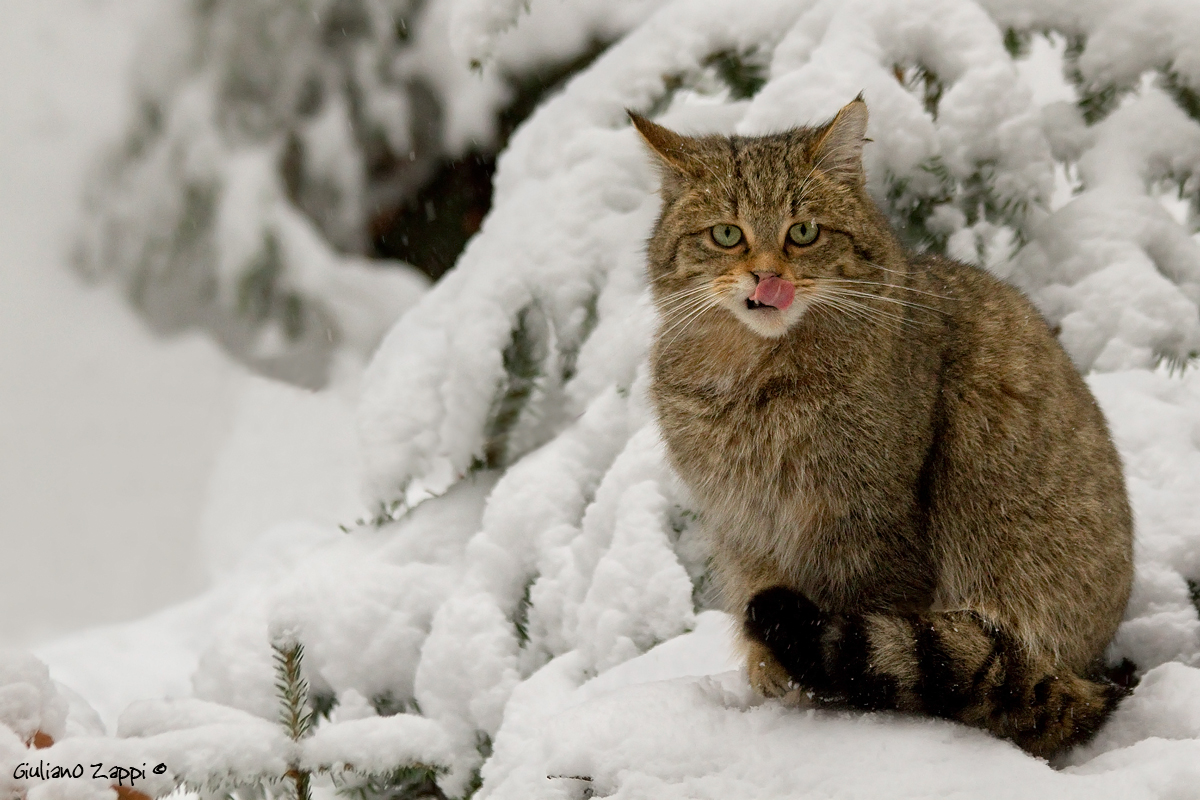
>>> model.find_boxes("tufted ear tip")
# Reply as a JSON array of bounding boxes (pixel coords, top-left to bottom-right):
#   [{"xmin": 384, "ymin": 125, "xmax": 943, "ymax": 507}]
[
  {"xmin": 810, "ymin": 95, "xmax": 870, "ymax": 185},
  {"xmin": 834, "ymin": 95, "xmax": 869, "ymax": 136},
  {"xmin": 629, "ymin": 112, "xmax": 703, "ymax": 176}
]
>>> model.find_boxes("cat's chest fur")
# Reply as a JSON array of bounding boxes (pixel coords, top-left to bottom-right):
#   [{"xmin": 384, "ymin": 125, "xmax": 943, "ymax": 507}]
[
  {"xmin": 650, "ymin": 330, "xmax": 937, "ymax": 612},
  {"xmin": 654, "ymin": 362, "xmax": 828, "ymax": 512}
]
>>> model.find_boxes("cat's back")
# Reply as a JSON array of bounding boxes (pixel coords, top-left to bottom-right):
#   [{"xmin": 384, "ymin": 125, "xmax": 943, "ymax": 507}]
[
  {"xmin": 914, "ymin": 253, "xmax": 1117, "ymax": 467},
  {"xmin": 912, "ymin": 254, "xmax": 1133, "ymax": 663}
]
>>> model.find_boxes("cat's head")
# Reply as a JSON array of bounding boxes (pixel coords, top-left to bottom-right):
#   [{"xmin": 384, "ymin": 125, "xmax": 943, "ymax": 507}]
[{"xmin": 634, "ymin": 97, "xmax": 895, "ymax": 340}]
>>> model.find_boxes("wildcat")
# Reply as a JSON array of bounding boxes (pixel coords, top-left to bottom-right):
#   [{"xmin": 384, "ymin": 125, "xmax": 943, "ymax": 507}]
[{"xmin": 633, "ymin": 97, "xmax": 1133, "ymax": 758}]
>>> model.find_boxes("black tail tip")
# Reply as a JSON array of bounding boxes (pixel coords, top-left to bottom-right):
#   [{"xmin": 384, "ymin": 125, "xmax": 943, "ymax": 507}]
[{"xmin": 745, "ymin": 586, "xmax": 822, "ymax": 641}]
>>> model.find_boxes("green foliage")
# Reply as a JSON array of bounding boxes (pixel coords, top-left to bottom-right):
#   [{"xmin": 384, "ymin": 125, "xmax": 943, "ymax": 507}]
[
  {"xmin": 237, "ymin": 233, "xmax": 282, "ymax": 323},
  {"xmin": 333, "ymin": 764, "xmax": 447, "ymax": 800},
  {"xmin": 643, "ymin": 47, "xmax": 768, "ymax": 119},
  {"xmin": 1003, "ymin": 27, "xmax": 1032, "ymax": 59},
  {"xmin": 704, "ymin": 49, "xmax": 768, "ymax": 101},
  {"xmin": 960, "ymin": 161, "xmax": 1031, "ymax": 238},
  {"xmin": 1161, "ymin": 68, "xmax": 1200, "ymax": 124},
  {"xmin": 883, "ymin": 158, "xmax": 956, "ymax": 252},
  {"xmin": 123, "ymin": 180, "xmax": 218, "ymax": 311},
  {"xmin": 273, "ymin": 640, "xmax": 316, "ymax": 743},
  {"xmin": 481, "ymin": 304, "xmax": 549, "ymax": 469},
  {"xmin": 263, "ymin": 637, "xmax": 451, "ymax": 800},
  {"xmin": 310, "ymin": 689, "xmax": 339, "ymax": 722},
  {"xmin": 237, "ymin": 232, "xmax": 308, "ymax": 342},
  {"xmin": 1062, "ymin": 33, "xmax": 1127, "ymax": 125},
  {"xmin": 560, "ymin": 289, "xmax": 599, "ymax": 383},
  {"xmin": 893, "ymin": 62, "xmax": 945, "ymax": 120},
  {"xmin": 341, "ymin": 497, "xmax": 410, "ymax": 532},
  {"xmin": 370, "ymin": 498, "xmax": 408, "ymax": 527},
  {"xmin": 1188, "ymin": 578, "xmax": 1200, "ymax": 615},
  {"xmin": 512, "ymin": 577, "xmax": 535, "ymax": 645},
  {"xmin": 459, "ymin": 733, "xmax": 493, "ymax": 800},
  {"xmin": 882, "ymin": 156, "xmax": 1031, "ymax": 258},
  {"xmin": 690, "ymin": 561, "xmax": 717, "ymax": 613},
  {"xmin": 273, "ymin": 639, "xmax": 315, "ymax": 800},
  {"xmin": 370, "ymin": 691, "xmax": 421, "ymax": 717},
  {"xmin": 1154, "ymin": 348, "xmax": 1200, "ymax": 376}
]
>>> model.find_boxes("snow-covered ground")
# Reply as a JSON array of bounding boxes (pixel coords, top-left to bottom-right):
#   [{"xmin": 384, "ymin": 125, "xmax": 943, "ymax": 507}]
[
  {"xmin": 0, "ymin": 0, "xmax": 241, "ymax": 645},
  {"xmin": 4, "ymin": 0, "xmax": 1200, "ymax": 799}
]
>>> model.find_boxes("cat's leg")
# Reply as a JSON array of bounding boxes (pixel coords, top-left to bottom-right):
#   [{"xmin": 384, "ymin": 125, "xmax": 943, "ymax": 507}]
[
  {"xmin": 713, "ymin": 550, "xmax": 799, "ymax": 698},
  {"xmin": 744, "ymin": 636, "xmax": 795, "ymax": 698},
  {"xmin": 744, "ymin": 586, "xmax": 1127, "ymax": 758}
]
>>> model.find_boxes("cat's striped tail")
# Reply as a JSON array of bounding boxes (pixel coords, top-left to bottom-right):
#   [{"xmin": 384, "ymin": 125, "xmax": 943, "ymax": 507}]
[{"xmin": 744, "ymin": 586, "xmax": 1127, "ymax": 758}]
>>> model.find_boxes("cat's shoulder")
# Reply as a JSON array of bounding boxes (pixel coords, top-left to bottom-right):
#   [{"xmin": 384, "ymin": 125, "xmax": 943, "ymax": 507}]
[
  {"xmin": 909, "ymin": 253, "xmax": 1026, "ymax": 303},
  {"xmin": 905, "ymin": 252, "xmax": 1076, "ymax": 396},
  {"xmin": 908, "ymin": 253, "xmax": 1054, "ymax": 335}
]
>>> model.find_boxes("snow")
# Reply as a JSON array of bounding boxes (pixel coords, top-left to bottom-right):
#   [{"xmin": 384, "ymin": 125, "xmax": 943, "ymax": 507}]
[
  {"xmin": 1011, "ymin": 86, "xmax": 1200, "ymax": 371},
  {"xmin": 479, "ymin": 614, "xmax": 1200, "ymax": 800},
  {"xmin": 75, "ymin": 0, "xmax": 432, "ymax": 390},
  {"xmin": 6, "ymin": 0, "xmax": 1200, "ymax": 798},
  {"xmin": 0, "ymin": 652, "xmax": 69, "ymax": 744},
  {"xmin": 0, "ymin": 0, "xmax": 242, "ymax": 646},
  {"xmin": 196, "ymin": 373, "xmax": 368, "ymax": 577},
  {"xmin": 302, "ymin": 713, "xmax": 454, "ymax": 775}
]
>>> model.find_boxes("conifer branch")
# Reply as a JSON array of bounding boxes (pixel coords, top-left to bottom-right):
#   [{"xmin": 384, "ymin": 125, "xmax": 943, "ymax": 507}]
[{"xmin": 272, "ymin": 637, "xmax": 315, "ymax": 800}]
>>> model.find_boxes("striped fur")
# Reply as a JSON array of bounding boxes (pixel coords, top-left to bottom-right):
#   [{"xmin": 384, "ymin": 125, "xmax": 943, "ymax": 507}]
[
  {"xmin": 745, "ymin": 587, "xmax": 1127, "ymax": 757},
  {"xmin": 635, "ymin": 98, "xmax": 1134, "ymax": 759}
]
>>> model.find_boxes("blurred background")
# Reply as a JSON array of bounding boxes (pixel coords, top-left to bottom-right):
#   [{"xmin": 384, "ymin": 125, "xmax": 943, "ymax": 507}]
[
  {"xmin": 4, "ymin": 0, "xmax": 1195, "ymax": 650},
  {"xmin": 0, "ymin": 0, "xmax": 234, "ymax": 645},
  {"xmin": 0, "ymin": 0, "xmax": 654, "ymax": 646}
]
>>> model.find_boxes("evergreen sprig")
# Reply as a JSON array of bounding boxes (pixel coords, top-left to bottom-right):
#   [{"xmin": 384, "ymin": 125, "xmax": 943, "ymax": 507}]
[
  {"xmin": 272, "ymin": 638, "xmax": 315, "ymax": 800},
  {"xmin": 332, "ymin": 764, "xmax": 447, "ymax": 800},
  {"xmin": 481, "ymin": 303, "xmax": 549, "ymax": 469}
]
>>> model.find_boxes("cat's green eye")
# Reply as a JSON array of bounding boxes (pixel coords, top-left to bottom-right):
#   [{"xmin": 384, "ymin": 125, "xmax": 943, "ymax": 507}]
[
  {"xmin": 711, "ymin": 224, "xmax": 743, "ymax": 247},
  {"xmin": 789, "ymin": 220, "xmax": 819, "ymax": 246}
]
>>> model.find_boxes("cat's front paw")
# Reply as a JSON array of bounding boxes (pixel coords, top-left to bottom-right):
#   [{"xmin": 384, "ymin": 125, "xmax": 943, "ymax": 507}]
[{"xmin": 745, "ymin": 638, "xmax": 794, "ymax": 697}]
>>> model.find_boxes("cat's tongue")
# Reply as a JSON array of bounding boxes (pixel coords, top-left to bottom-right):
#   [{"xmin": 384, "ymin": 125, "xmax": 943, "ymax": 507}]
[{"xmin": 750, "ymin": 276, "xmax": 795, "ymax": 310}]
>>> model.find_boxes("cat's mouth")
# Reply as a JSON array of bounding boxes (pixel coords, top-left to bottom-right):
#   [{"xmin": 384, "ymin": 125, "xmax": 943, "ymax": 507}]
[{"xmin": 746, "ymin": 276, "xmax": 795, "ymax": 311}]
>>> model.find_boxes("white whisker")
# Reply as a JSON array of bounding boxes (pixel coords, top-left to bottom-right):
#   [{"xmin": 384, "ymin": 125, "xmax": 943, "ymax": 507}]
[
  {"xmin": 657, "ymin": 288, "xmax": 717, "ymax": 331},
  {"xmin": 811, "ymin": 289, "xmax": 931, "ymax": 333},
  {"xmin": 814, "ymin": 295, "xmax": 910, "ymax": 336},
  {"xmin": 659, "ymin": 297, "xmax": 719, "ymax": 351},
  {"xmin": 823, "ymin": 277, "xmax": 954, "ymax": 302},
  {"xmin": 816, "ymin": 285, "xmax": 942, "ymax": 316}
]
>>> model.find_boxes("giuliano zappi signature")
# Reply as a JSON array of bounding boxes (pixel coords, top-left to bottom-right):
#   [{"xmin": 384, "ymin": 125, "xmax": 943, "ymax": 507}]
[{"xmin": 13, "ymin": 759, "xmax": 168, "ymax": 787}]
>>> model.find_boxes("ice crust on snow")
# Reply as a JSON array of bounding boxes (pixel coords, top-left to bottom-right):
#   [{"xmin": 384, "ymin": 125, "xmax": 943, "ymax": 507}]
[{"xmin": 23, "ymin": 0, "xmax": 1200, "ymax": 797}]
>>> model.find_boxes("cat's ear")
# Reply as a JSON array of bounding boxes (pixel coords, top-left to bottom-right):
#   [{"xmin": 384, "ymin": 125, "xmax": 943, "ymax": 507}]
[
  {"xmin": 628, "ymin": 111, "xmax": 703, "ymax": 176},
  {"xmin": 810, "ymin": 96, "xmax": 869, "ymax": 185}
]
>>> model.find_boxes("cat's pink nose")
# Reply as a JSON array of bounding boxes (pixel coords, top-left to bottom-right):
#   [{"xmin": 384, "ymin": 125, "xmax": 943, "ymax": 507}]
[{"xmin": 753, "ymin": 271, "xmax": 778, "ymax": 281}]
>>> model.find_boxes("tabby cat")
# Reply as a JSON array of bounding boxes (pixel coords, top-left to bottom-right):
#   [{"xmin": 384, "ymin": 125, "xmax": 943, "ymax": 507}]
[{"xmin": 633, "ymin": 97, "xmax": 1133, "ymax": 758}]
